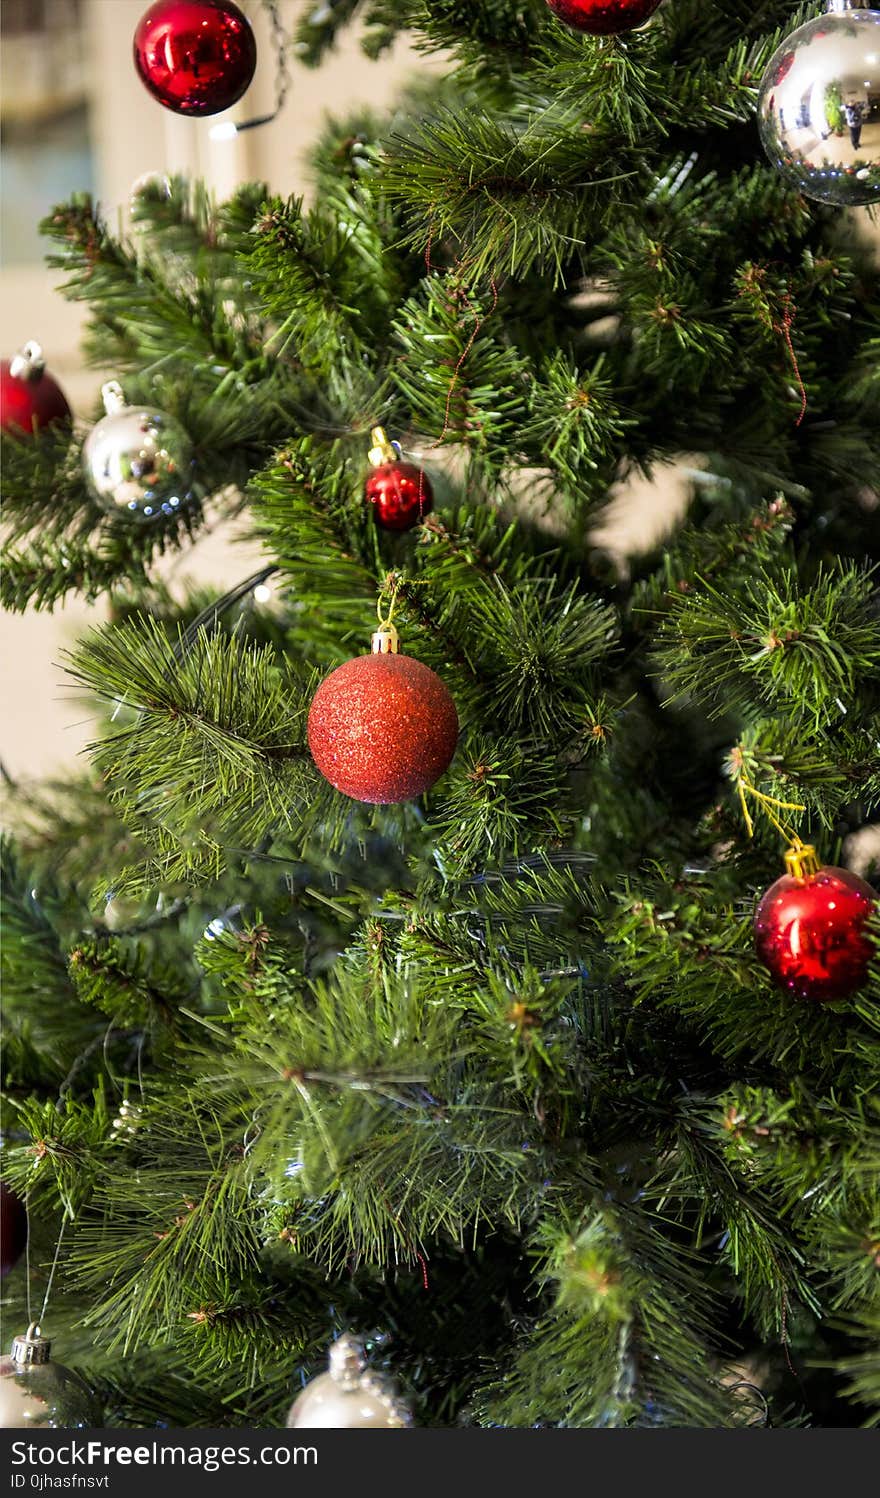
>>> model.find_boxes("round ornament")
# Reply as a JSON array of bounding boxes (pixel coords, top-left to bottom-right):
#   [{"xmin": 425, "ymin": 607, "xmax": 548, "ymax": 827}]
[
  {"xmin": 758, "ymin": 1, "xmax": 880, "ymax": 207},
  {"xmin": 82, "ymin": 381, "xmax": 195, "ymax": 522},
  {"xmin": 133, "ymin": 0, "xmax": 257, "ymax": 117},
  {"xmin": 0, "ymin": 1326, "xmax": 98, "ymax": 1429},
  {"xmin": 365, "ymin": 427, "xmax": 433, "ymax": 532},
  {"xmin": 307, "ymin": 625, "xmax": 459, "ymax": 804},
  {"xmin": 754, "ymin": 844, "xmax": 876, "ymax": 1002},
  {"xmin": 287, "ymin": 1335, "xmax": 412, "ymax": 1429},
  {"xmin": 545, "ymin": 0, "xmax": 663, "ymax": 35},
  {"xmin": 0, "ymin": 1182, "xmax": 27, "ymax": 1279},
  {"xmin": 1, "ymin": 343, "xmax": 71, "ymax": 436}
]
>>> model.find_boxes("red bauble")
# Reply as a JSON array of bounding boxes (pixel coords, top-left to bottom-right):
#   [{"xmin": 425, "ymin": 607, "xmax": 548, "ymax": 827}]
[
  {"xmin": 0, "ymin": 1181, "xmax": 28, "ymax": 1279},
  {"xmin": 1, "ymin": 344, "xmax": 70, "ymax": 435},
  {"xmin": 366, "ymin": 462, "xmax": 434, "ymax": 533},
  {"xmin": 545, "ymin": 0, "xmax": 663, "ymax": 35},
  {"xmin": 133, "ymin": 0, "xmax": 257, "ymax": 117},
  {"xmin": 308, "ymin": 634, "xmax": 459, "ymax": 804},
  {"xmin": 755, "ymin": 850, "xmax": 876, "ymax": 1002}
]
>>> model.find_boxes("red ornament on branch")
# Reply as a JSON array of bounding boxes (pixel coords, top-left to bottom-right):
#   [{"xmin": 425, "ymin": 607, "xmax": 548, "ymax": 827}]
[
  {"xmin": 1, "ymin": 343, "xmax": 71, "ymax": 436},
  {"xmin": 545, "ymin": 0, "xmax": 664, "ymax": 36},
  {"xmin": 0, "ymin": 1182, "xmax": 27, "ymax": 1279},
  {"xmin": 755, "ymin": 844, "xmax": 876, "ymax": 1002},
  {"xmin": 365, "ymin": 428, "xmax": 434, "ymax": 533},
  {"xmin": 308, "ymin": 623, "xmax": 458, "ymax": 804},
  {"xmin": 133, "ymin": 0, "xmax": 257, "ymax": 117}
]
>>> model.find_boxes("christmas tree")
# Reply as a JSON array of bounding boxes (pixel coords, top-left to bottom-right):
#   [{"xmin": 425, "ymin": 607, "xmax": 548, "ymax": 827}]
[{"xmin": 2, "ymin": 0, "xmax": 879, "ymax": 1431}]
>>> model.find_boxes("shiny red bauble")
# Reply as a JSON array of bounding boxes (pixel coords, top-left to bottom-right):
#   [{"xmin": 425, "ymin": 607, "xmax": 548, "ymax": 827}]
[
  {"xmin": 1, "ymin": 346, "xmax": 70, "ymax": 435},
  {"xmin": 366, "ymin": 462, "xmax": 433, "ymax": 533},
  {"xmin": 755, "ymin": 862, "xmax": 876, "ymax": 1003},
  {"xmin": 133, "ymin": 0, "xmax": 257, "ymax": 117},
  {"xmin": 0, "ymin": 1181, "xmax": 28, "ymax": 1279},
  {"xmin": 308, "ymin": 645, "xmax": 459, "ymax": 804},
  {"xmin": 545, "ymin": 0, "xmax": 663, "ymax": 35}
]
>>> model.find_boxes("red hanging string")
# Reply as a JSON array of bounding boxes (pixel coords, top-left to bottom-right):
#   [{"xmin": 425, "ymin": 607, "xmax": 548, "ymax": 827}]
[
  {"xmin": 430, "ymin": 273, "xmax": 499, "ymax": 450},
  {"xmin": 774, "ymin": 293, "xmax": 807, "ymax": 427},
  {"xmin": 780, "ymin": 1290, "xmax": 797, "ymax": 1379},
  {"xmin": 421, "ymin": 230, "xmax": 500, "ymax": 450},
  {"xmin": 386, "ymin": 1183, "xmax": 431, "ymax": 1290}
]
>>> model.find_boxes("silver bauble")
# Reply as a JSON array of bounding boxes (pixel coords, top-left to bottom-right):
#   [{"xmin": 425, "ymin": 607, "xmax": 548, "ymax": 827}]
[
  {"xmin": 83, "ymin": 380, "xmax": 195, "ymax": 521},
  {"xmin": 0, "ymin": 1325, "xmax": 99, "ymax": 1429},
  {"xmin": 286, "ymin": 1335, "xmax": 412, "ymax": 1429},
  {"xmin": 758, "ymin": 1, "xmax": 880, "ymax": 207}
]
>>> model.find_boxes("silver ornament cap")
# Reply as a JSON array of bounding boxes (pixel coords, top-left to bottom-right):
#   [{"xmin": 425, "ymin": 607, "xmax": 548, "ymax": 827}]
[
  {"xmin": 82, "ymin": 381, "xmax": 196, "ymax": 521},
  {"xmin": 0, "ymin": 1325, "xmax": 99, "ymax": 1430},
  {"xmin": 286, "ymin": 1334, "xmax": 412, "ymax": 1429},
  {"xmin": 10, "ymin": 1325, "xmax": 52, "ymax": 1367},
  {"xmin": 758, "ymin": 1, "xmax": 880, "ymax": 207}
]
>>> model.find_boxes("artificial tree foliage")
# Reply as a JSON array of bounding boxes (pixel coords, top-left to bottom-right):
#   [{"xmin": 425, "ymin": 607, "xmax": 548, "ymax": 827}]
[{"xmin": 1, "ymin": 0, "xmax": 878, "ymax": 1429}]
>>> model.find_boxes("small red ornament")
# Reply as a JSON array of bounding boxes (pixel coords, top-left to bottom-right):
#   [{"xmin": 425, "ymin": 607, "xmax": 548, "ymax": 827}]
[
  {"xmin": 133, "ymin": 0, "xmax": 257, "ymax": 117},
  {"xmin": 0, "ymin": 1181, "xmax": 28, "ymax": 1279},
  {"xmin": 365, "ymin": 427, "xmax": 433, "ymax": 532},
  {"xmin": 308, "ymin": 625, "xmax": 458, "ymax": 804},
  {"xmin": 755, "ymin": 844, "xmax": 876, "ymax": 1003},
  {"xmin": 1, "ymin": 343, "xmax": 71, "ymax": 436},
  {"xmin": 545, "ymin": 0, "xmax": 663, "ymax": 35}
]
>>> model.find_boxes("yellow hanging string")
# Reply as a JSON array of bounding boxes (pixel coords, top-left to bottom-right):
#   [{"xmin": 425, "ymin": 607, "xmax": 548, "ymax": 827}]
[
  {"xmin": 376, "ymin": 574, "xmax": 402, "ymax": 634},
  {"xmin": 728, "ymin": 744, "xmax": 806, "ymax": 847},
  {"xmin": 376, "ymin": 573, "xmax": 429, "ymax": 632}
]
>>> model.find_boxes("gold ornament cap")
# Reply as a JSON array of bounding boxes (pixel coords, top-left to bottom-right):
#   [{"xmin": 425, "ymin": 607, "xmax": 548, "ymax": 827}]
[
  {"xmin": 327, "ymin": 1334, "xmax": 368, "ymax": 1392},
  {"xmin": 371, "ymin": 624, "xmax": 400, "ymax": 656},
  {"xmin": 368, "ymin": 426, "xmax": 400, "ymax": 468},
  {"xmin": 784, "ymin": 844, "xmax": 822, "ymax": 880},
  {"xmin": 9, "ymin": 342, "xmax": 46, "ymax": 382},
  {"xmin": 322, "ymin": 1334, "xmax": 413, "ymax": 1426},
  {"xmin": 11, "ymin": 1324, "xmax": 52, "ymax": 1367}
]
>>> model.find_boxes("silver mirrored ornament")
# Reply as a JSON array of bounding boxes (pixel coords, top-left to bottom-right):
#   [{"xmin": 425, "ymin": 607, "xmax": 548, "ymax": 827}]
[
  {"xmin": 83, "ymin": 381, "xmax": 195, "ymax": 521},
  {"xmin": 286, "ymin": 1334, "xmax": 412, "ymax": 1429},
  {"xmin": 0, "ymin": 1324, "xmax": 99, "ymax": 1429},
  {"xmin": 758, "ymin": 1, "xmax": 880, "ymax": 207}
]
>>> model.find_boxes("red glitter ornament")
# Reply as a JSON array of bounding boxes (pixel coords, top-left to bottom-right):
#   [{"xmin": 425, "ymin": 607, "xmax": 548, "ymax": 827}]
[
  {"xmin": 1, "ymin": 343, "xmax": 71, "ymax": 436},
  {"xmin": 0, "ymin": 1182, "xmax": 27, "ymax": 1279},
  {"xmin": 308, "ymin": 626, "xmax": 459, "ymax": 804},
  {"xmin": 365, "ymin": 427, "xmax": 433, "ymax": 532},
  {"xmin": 545, "ymin": 0, "xmax": 663, "ymax": 35},
  {"xmin": 755, "ymin": 845, "xmax": 876, "ymax": 1003},
  {"xmin": 133, "ymin": 0, "xmax": 257, "ymax": 117}
]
